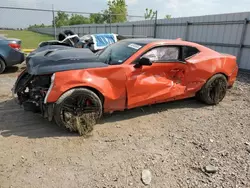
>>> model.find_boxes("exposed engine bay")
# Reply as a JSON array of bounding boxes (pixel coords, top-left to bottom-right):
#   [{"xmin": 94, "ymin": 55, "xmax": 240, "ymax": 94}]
[
  {"xmin": 14, "ymin": 70, "xmax": 54, "ymax": 120},
  {"xmin": 13, "ymin": 69, "xmax": 101, "ymax": 135}
]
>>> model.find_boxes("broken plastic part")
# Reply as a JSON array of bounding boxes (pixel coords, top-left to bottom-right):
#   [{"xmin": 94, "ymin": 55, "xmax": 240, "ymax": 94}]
[{"xmin": 44, "ymin": 73, "xmax": 55, "ymax": 104}]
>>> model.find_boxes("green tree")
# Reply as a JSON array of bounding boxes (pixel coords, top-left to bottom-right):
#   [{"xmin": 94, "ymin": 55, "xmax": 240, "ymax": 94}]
[
  {"xmin": 69, "ymin": 14, "xmax": 90, "ymax": 25},
  {"xmin": 105, "ymin": 0, "xmax": 127, "ymax": 23},
  {"xmin": 144, "ymin": 8, "xmax": 157, "ymax": 20},
  {"xmin": 28, "ymin": 23, "xmax": 51, "ymax": 29},
  {"xmin": 165, "ymin": 15, "xmax": 171, "ymax": 19},
  {"xmin": 51, "ymin": 1, "xmax": 127, "ymax": 27},
  {"xmin": 90, "ymin": 13, "xmax": 105, "ymax": 24},
  {"xmin": 54, "ymin": 11, "xmax": 69, "ymax": 27}
]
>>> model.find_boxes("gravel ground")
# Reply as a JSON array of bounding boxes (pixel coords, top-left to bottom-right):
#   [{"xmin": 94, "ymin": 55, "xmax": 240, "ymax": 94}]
[{"xmin": 0, "ymin": 66, "xmax": 249, "ymax": 188}]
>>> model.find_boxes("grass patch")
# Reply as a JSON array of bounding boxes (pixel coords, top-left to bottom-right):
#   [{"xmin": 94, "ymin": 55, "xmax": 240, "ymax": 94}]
[{"xmin": 0, "ymin": 30, "xmax": 54, "ymax": 49}]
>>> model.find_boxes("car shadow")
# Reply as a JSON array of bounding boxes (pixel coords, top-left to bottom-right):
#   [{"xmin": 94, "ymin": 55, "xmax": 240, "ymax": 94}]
[
  {"xmin": 1, "ymin": 63, "xmax": 26, "ymax": 75},
  {"xmin": 0, "ymin": 97, "xmax": 206, "ymax": 139},
  {"xmin": 101, "ymin": 97, "xmax": 206, "ymax": 124},
  {"xmin": 2, "ymin": 66, "xmax": 19, "ymax": 74},
  {"xmin": 0, "ymin": 98, "xmax": 79, "ymax": 138}
]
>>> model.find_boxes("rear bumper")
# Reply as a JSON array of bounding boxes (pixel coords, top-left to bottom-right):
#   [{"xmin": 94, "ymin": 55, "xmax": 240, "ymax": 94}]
[
  {"xmin": 228, "ymin": 65, "xmax": 238, "ymax": 87},
  {"xmin": 5, "ymin": 50, "xmax": 25, "ymax": 67}
]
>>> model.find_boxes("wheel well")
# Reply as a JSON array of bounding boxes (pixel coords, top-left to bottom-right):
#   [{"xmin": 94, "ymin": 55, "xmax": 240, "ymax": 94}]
[
  {"xmin": 215, "ymin": 72, "xmax": 228, "ymax": 81},
  {"xmin": 0, "ymin": 55, "xmax": 6, "ymax": 65},
  {"xmin": 197, "ymin": 72, "xmax": 229, "ymax": 94},
  {"xmin": 74, "ymin": 86, "xmax": 105, "ymax": 104}
]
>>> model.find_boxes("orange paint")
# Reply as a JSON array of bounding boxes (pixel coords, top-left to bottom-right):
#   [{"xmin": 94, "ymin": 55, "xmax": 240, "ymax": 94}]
[{"xmin": 46, "ymin": 40, "xmax": 238, "ymax": 112}]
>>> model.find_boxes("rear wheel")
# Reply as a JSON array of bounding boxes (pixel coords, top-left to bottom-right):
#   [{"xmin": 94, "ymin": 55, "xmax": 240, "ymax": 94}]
[
  {"xmin": 0, "ymin": 59, "xmax": 6, "ymax": 74},
  {"xmin": 54, "ymin": 88, "xmax": 103, "ymax": 136},
  {"xmin": 196, "ymin": 74, "xmax": 227, "ymax": 105}
]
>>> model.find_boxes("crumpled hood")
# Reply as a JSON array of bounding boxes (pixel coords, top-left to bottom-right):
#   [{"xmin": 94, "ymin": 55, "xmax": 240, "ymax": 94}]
[
  {"xmin": 26, "ymin": 48, "xmax": 108, "ymax": 75},
  {"xmin": 27, "ymin": 45, "xmax": 72, "ymax": 58}
]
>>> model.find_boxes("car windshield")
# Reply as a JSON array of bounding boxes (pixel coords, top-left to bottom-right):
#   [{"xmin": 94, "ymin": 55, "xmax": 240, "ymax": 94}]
[{"xmin": 97, "ymin": 41, "xmax": 145, "ymax": 65}]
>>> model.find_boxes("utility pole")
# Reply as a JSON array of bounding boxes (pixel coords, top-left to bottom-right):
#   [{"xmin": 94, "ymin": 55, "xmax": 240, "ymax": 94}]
[
  {"xmin": 153, "ymin": 11, "xmax": 158, "ymax": 38},
  {"xmin": 52, "ymin": 4, "xmax": 56, "ymax": 39},
  {"xmin": 109, "ymin": 11, "xmax": 112, "ymax": 33}
]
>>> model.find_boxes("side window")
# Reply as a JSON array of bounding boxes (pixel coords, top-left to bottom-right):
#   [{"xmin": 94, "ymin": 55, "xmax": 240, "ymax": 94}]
[
  {"xmin": 183, "ymin": 46, "xmax": 199, "ymax": 59},
  {"xmin": 142, "ymin": 46, "xmax": 179, "ymax": 62}
]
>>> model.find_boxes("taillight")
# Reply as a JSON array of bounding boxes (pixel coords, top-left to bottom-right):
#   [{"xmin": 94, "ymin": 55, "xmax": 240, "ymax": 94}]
[{"xmin": 8, "ymin": 43, "xmax": 21, "ymax": 50}]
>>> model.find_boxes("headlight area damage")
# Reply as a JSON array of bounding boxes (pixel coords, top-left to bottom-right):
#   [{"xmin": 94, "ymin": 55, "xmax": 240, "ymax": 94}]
[
  {"xmin": 13, "ymin": 48, "xmax": 110, "ymax": 136},
  {"xmin": 13, "ymin": 71, "xmax": 102, "ymax": 135},
  {"xmin": 14, "ymin": 70, "xmax": 54, "ymax": 118}
]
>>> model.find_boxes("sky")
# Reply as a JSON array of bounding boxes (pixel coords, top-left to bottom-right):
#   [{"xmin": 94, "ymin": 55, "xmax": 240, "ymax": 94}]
[{"xmin": 1, "ymin": 0, "xmax": 250, "ymax": 28}]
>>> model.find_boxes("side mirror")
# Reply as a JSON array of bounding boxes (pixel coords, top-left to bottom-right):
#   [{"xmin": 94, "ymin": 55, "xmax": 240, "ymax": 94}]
[{"xmin": 134, "ymin": 57, "xmax": 152, "ymax": 68}]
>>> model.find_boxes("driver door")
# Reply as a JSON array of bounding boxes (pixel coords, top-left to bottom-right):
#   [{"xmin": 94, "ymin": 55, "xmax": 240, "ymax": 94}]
[{"xmin": 126, "ymin": 46, "xmax": 188, "ymax": 109}]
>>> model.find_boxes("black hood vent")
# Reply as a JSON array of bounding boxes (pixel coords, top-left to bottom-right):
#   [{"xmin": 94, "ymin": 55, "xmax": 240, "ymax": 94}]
[{"xmin": 26, "ymin": 48, "xmax": 108, "ymax": 75}]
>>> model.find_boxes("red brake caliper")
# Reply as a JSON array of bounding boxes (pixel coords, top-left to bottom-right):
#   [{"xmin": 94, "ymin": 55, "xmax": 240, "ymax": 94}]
[{"xmin": 85, "ymin": 99, "xmax": 92, "ymax": 106}]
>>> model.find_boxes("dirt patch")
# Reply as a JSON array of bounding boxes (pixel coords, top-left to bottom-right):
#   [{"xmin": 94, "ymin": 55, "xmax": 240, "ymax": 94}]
[{"xmin": 0, "ymin": 72, "xmax": 249, "ymax": 188}]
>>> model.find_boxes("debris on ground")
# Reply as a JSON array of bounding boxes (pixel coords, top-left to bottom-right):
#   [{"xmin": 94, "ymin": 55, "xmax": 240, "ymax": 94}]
[
  {"xmin": 141, "ymin": 169, "xmax": 152, "ymax": 185},
  {"xmin": 204, "ymin": 165, "xmax": 218, "ymax": 174},
  {"xmin": 244, "ymin": 142, "xmax": 250, "ymax": 146}
]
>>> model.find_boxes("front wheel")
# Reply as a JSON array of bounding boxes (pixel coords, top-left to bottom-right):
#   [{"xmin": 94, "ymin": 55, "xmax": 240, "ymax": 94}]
[
  {"xmin": 54, "ymin": 88, "xmax": 103, "ymax": 136},
  {"xmin": 196, "ymin": 74, "xmax": 228, "ymax": 105}
]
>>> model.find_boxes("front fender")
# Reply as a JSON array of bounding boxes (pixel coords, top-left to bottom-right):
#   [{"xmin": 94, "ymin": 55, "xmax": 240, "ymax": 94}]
[{"xmin": 46, "ymin": 67, "xmax": 127, "ymax": 112}]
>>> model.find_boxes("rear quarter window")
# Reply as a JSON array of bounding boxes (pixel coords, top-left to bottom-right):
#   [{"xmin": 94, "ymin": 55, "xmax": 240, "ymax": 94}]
[{"xmin": 183, "ymin": 46, "xmax": 199, "ymax": 59}]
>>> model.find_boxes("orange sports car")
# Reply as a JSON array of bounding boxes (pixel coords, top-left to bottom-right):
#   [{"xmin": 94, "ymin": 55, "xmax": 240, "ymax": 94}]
[{"xmin": 13, "ymin": 38, "xmax": 238, "ymax": 135}]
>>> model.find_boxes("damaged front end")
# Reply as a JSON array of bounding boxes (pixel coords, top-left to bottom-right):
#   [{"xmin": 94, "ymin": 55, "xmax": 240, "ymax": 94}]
[{"xmin": 13, "ymin": 69, "xmax": 55, "ymax": 121}]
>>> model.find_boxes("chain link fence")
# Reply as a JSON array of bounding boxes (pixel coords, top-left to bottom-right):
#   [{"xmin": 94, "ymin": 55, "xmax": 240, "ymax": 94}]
[
  {"xmin": 0, "ymin": 5, "xmax": 149, "ymax": 38},
  {"xmin": 1, "ymin": 5, "xmax": 250, "ymax": 70},
  {"xmin": 31, "ymin": 12, "xmax": 250, "ymax": 71}
]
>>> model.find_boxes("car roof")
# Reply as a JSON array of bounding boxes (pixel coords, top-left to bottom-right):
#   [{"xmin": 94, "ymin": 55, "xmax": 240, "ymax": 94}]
[
  {"xmin": 122, "ymin": 38, "xmax": 165, "ymax": 44},
  {"xmin": 122, "ymin": 38, "xmax": 216, "ymax": 53},
  {"xmin": 122, "ymin": 38, "xmax": 201, "ymax": 46}
]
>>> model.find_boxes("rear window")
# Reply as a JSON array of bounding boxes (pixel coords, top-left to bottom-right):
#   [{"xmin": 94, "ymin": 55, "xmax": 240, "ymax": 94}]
[{"xmin": 183, "ymin": 46, "xmax": 199, "ymax": 59}]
